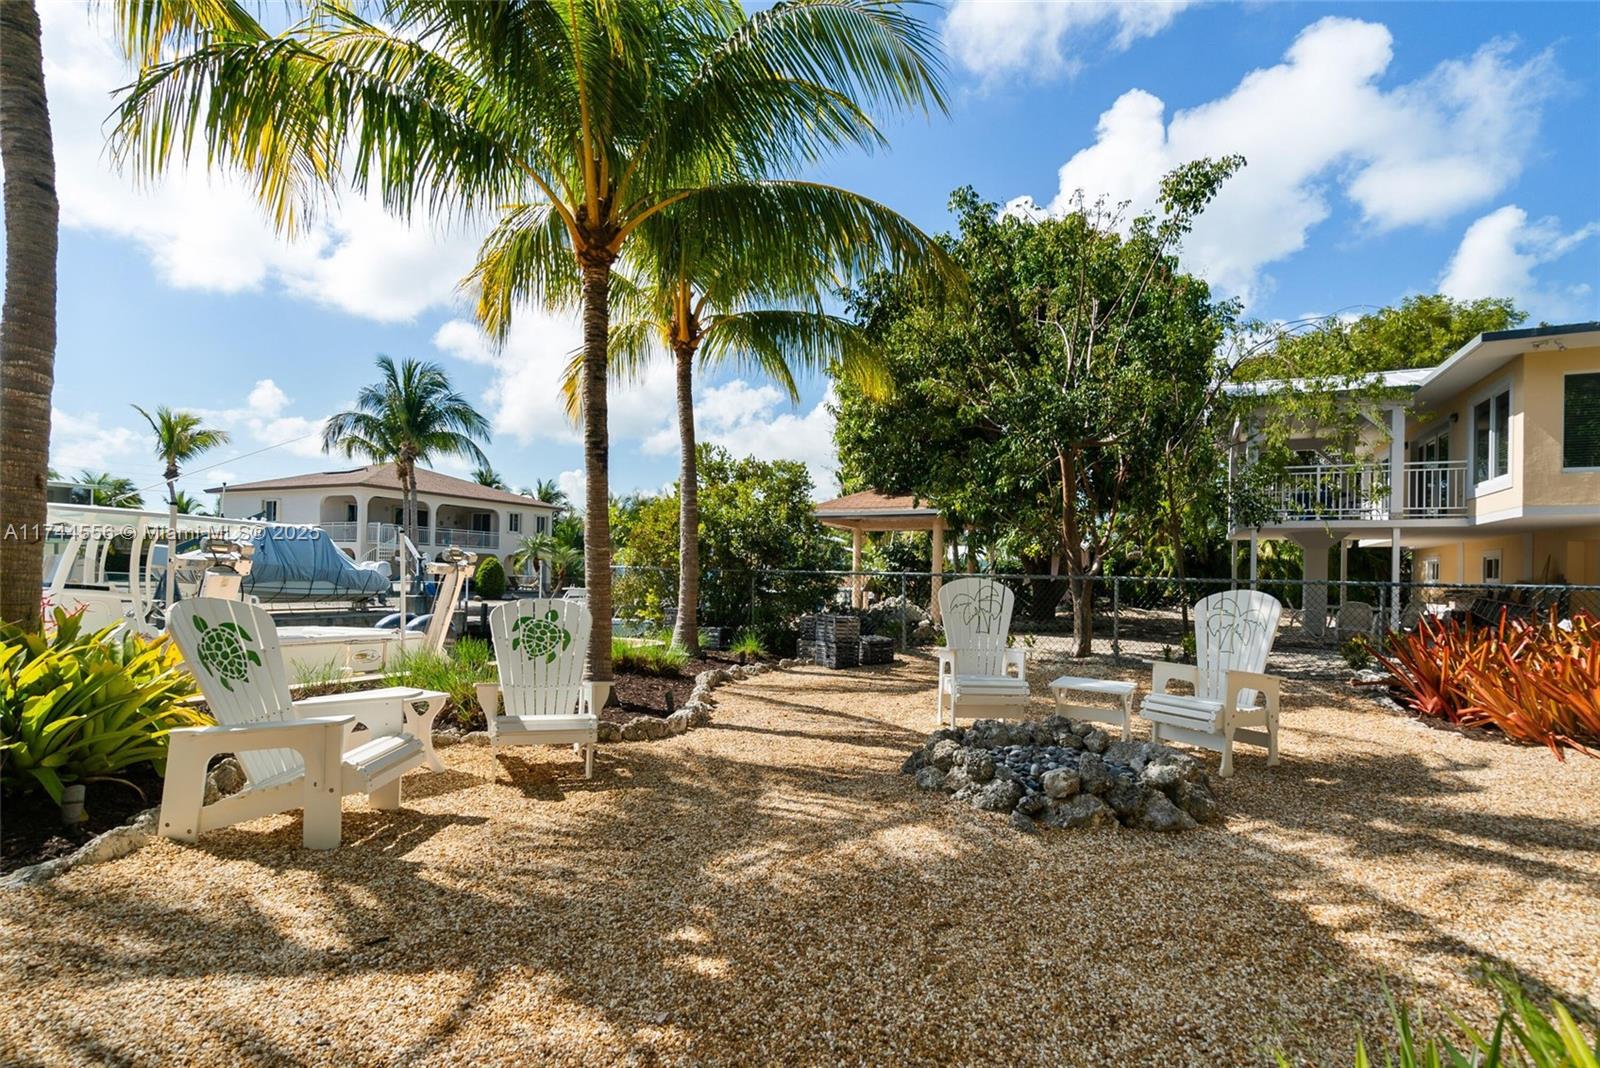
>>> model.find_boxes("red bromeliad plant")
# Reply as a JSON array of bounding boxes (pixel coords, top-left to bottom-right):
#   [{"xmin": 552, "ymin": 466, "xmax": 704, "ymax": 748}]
[{"xmin": 1377, "ymin": 610, "xmax": 1600, "ymax": 759}]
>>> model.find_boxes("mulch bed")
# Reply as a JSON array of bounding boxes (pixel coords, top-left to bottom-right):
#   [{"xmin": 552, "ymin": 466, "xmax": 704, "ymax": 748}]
[
  {"xmin": 2, "ymin": 766, "xmax": 163, "ymax": 875},
  {"xmin": 600, "ymin": 652, "xmax": 763, "ymax": 724}
]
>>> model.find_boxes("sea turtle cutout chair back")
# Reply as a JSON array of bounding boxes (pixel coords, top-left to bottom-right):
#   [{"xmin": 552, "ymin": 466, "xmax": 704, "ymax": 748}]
[
  {"xmin": 490, "ymin": 598, "xmax": 593, "ymax": 718},
  {"xmin": 167, "ymin": 598, "xmax": 302, "ymax": 787}
]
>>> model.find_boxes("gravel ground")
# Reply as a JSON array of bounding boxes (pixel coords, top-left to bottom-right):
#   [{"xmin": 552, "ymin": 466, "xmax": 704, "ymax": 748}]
[{"xmin": 2, "ymin": 651, "xmax": 1597, "ymax": 1066}]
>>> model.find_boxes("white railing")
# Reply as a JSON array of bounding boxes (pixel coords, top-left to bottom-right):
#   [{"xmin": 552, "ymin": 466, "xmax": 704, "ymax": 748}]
[
  {"xmin": 1400, "ymin": 460, "xmax": 1468, "ymax": 517},
  {"xmin": 1272, "ymin": 463, "xmax": 1390, "ymax": 521},
  {"xmin": 366, "ymin": 522, "xmax": 431, "ymax": 546},
  {"xmin": 435, "ymin": 526, "xmax": 498, "ymax": 550},
  {"xmin": 321, "ymin": 521, "xmax": 358, "ymax": 541}
]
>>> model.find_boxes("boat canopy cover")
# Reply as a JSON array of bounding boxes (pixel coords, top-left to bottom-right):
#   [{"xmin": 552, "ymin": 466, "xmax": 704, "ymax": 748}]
[{"xmin": 242, "ymin": 526, "xmax": 391, "ymax": 602}]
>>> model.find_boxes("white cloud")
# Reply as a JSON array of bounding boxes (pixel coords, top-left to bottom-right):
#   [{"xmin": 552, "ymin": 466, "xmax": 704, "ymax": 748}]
[
  {"xmin": 945, "ymin": 0, "xmax": 1194, "ymax": 80},
  {"xmin": 49, "ymin": 408, "xmax": 152, "ymax": 482},
  {"xmin": 1438, "ymin": 206, "xmax": 1599, "ymax": 321},
  {"xmin": 557, "ymin": 468, "xmax": 586, "ymax": 509},
  {"xmin": 195, "ymin": 379, "xmax": 331, "ymax": 460},
  {"xmin": 687, "ymin": 382, "xmax": 841, "ymax": 495},
  {"xmin": 39, "ymin": 4, "xmax": 481, "ymax": 323},
  {"xmin": 1014, "ymin": 18, "xmax": 1558, "ymax": 304}
]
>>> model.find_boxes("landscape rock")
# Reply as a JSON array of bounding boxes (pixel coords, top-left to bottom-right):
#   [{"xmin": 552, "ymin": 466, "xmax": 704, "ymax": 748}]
[
  {"xmin": 1083, "ymin": 728, "xmax": 1110, "ymax": 754},
  {"xmin": 1009, "ymin": 810, "xmax": 1039, "ymax": 834},
  {"xmin": 1077, "ymin": 753, "xmax": 1112, "ymax": 795},
  {"xmin": 968, "ymin": 777, "xmax": 1023, "ymax": 813},
  {"xmin": 597, "ymin": 721, "xmax": 624, "ymax": 744},
  {"xmin": 915, "ymin": 766, "xmax": 947, "ymax": 792},
  {"xmin": 1139, "ymin": 794, "xmax": 1198, "ymax": 832},
  {"xmin": 1044, "ymin": 794, "xmax": 1115, "ymax": 829},
  {"xmin": 1040, "ymin": 768, "xmax": 1080, "ymax": 800},
  {"xmin": 1106, "ymin": 780, "xmax": 1151, "ymax": 820},
  {"xmin": 665, "ymin": 711, "xmax": 692, "ymax": 735}
]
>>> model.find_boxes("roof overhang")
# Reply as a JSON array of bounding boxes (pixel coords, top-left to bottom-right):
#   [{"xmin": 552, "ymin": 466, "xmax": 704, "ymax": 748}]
[{"xmin": 1413, "ymin": 324, "xmax": 1600, "ymax": 405}]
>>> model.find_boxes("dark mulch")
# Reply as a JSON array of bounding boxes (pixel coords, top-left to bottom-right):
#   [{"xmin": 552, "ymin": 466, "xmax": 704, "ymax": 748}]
[
  {"xmin": 600, "ymin": 652, "xmax": 763, "ymax": 723},
  {"xmin": 2, "ymin": 766, "xmax": 164, "ymax": 875}
]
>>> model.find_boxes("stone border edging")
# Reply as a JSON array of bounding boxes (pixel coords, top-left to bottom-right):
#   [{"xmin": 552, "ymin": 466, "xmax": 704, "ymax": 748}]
[{"xmin": 435, "ymin": 656, "xmax": 813, "ymax": 749}]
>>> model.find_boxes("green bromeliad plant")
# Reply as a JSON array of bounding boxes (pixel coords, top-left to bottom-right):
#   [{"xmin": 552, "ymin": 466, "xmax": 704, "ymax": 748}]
[{"xmin": 0, "ymin": 608, "xmax": 207, "ymax": 804}]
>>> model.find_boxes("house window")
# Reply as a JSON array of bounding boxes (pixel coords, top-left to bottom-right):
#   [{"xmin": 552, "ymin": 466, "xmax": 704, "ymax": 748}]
[
  {"xmin": 471, "ymin": 512, "xmax": 492, "ymax": 533},
  {"xmin": 1420, "ymin": 557, "xmax": 1441, "ymax": 585},
  {"xmin": 509, "ymin": 512, "xmax": 522, "ymax": 533},
  {"xmin": 536, "ymin": 515, "xmax": 547, "ymax": 534},
  {"xmin": 1564, "ymin": 372, "xmax": 1600, "ymax": 469},
  {"xmin": 1482, "ymin": 551, "xmax": 1502, "ymax": 585},
  {"xmin": 345, "ymin": 502, "xmax": 358, "ymax": 522},
  {"xmin": 1472, "ymin": 387, "xmax": 1511, "ymax": 485},
  {"xmin": 261, "ymin": 499, "xmax": 278, "ymax": 521}
]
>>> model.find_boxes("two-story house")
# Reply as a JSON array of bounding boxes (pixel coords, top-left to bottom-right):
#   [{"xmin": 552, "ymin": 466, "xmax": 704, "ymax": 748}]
[
  {"xmin": 1229, "ymin": 321, "xmax": 1600, "ymax": 635},
  {"xmin": 209, "ymin": 463, "xmax": 559, "ymax": 575}
]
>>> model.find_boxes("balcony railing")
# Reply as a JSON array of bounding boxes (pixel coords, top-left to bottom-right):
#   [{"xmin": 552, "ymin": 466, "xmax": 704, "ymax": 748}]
[
  {"xmin": 1399, "ymin": 460, "xmax": 1468, "ymax": 517},
  {"xmin": 322, "ymin": 521, "xmax": 358, "ymax": 541},
  {"xmin": 365, "ymin": 522, "xmax": 430, "ymax": 547},
  {"xmin": 1272, "ymin": 463, "xmax": 1390, "ymax": 521},
  {"xmin": 1254, "ymin": 459, "xmax": 1469, "ymax": 524},
  {"xmin": 435, "ymin": 526, "xmax": 498, "ymax": 550}
]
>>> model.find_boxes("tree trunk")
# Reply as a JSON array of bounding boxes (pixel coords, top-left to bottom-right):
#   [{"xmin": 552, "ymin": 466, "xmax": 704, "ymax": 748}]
[
  {"xmin": 0, "ymin": 0, "xmax": 58, "ymax": 628},
  {"xmin": 1068, "ymin": 574, "xmax": 1095, "ymax": 658},
  {"xmin": 580, "ymin": 257, "xmax": 614, "ymax": 681},
  {"xmin": 670, "ymin": 344, "xmax": 701, "ymax": 654}
]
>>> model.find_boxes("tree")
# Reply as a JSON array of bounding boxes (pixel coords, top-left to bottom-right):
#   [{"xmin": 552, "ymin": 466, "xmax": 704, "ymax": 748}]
[
  {"xmin": 563, "ymin": 196, "xmax": 949, "ymax": 653},
  {"xmin": 471, "ymin": 464, "xmax": 509, "ymax": 490},
  {"xmin": 133, "ymin": 404, "xmax": 230, "ymax": 600},
  {"xmin": 509, "ymin": 533, "xmax": 581, "ymax": 594},
  {"xmin": 171, "ymin": 489, "xmax": 207, "ymax": 515},
  {"xmin": 321, "ymin": 355, "xmax": 490, "ymax": 553},
  {"xmin": 0, "ymin": 0, "xmax": 58, "ymax": 627},
  {"xmin": 529, "ymin": 478, "xmax": 568, "ymax": 510},
  {"xmin": 113, "ymin": 0, "xmax": 946, "ymax": 683},
  {"xmin": 75, "ymin": 471, "xmax": 144, "ymax": 509},
  {"xmin": 838, "ymin": 165, "xmax": 1242, "ymax": 655},
  {"xmin": 617, "ymin": 445, "xmax": 844, "ymax": 639}
]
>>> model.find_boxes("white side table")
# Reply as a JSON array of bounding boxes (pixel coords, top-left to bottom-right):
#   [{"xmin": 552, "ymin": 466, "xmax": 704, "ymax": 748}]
[{"xmin": 1048, "ymin": 676, "xmax": 1136, "ymax": 741}]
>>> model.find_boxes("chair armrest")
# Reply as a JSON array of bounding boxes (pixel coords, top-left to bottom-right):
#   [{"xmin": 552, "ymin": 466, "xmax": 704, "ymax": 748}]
[
  {"xmin": 294, "ymin": 692, "xmax": 406, "ymax": 735},
  {"xmin": 166, "ymin": 716, "xmax": 354, "ymax": 763},
  {"xmin": 934, "ymin": 647, "xmax": 954, "ymax": 675},
  {"xmin": 1003, "ymin": 648, "xmax": 1026, "ymax": 676},
  {"xmin": 1226, "ymin": 669, "xmax": 1281, "ymax": 711},
  {"xmin": 475, "ymin": 683, "xmax": 501, "ymax": 718},
  {"xmin": 1150, "ymin": 661, "xmax": 1198, "ymax": 694}
]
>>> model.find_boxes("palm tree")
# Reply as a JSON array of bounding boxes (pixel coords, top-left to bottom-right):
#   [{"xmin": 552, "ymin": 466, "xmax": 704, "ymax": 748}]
[
  {"xmin": 111, "ymin": 0, "xmax": 947, "ymax": 683},
  {"xmin": 171, "ymin": 489, "xmax": 207, "ymax": 515},
  {"xmin": 322, "ymin": 355, "xmax": 490, "ymax": 553},
  {"xmin": 509, "ymin": 532, "xmax": 581, "ymax": 595},
  {"xmin": 76, "ymin": 471, "xmax": 144, "ymax": 509},
  {"xmin": 133, "ymin": 405, "xmax": 230, "ymax": 596},
  {"xmin": 471, "ymin": 464, "xmax": 509, "ymax": 490},
  {"xmin": 530, "ymin": 478, "xmax": 569, "ymax": 510},
  {"xmin": 0, "ymin": 0, "xmax": 59, "ymax": 627},
  {"xmin": 562, "ymin": 193, "xmax": 948, "ymax": 652}
]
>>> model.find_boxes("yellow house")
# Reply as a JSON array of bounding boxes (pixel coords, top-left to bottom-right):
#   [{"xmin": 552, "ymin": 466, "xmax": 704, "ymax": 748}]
[{"xmin": 1230, "ymin": 321, "xmax": 1600, "ymax": 635}]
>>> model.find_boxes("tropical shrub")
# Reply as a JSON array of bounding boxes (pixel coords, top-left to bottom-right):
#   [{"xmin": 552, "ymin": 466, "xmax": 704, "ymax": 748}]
[
  {"xmin": 730, "ymin": 629, "xmax": 767, "ymax": 662},
  {"xmin": 0, "ymin": 609, "xmax": 206, "ymax": 803},
  {"xmin": 385, "ymin": 638, "xmax": 496, "ymax": 731},
  {"xmin": 1303, "ymin": 970, "xmax": 1598, "ymax": 1068},
  {"xmin": 1341, "ymin": 633, "xmax": 1374, "ymax": 670},
  {"xmin": 1378, "ymin": 611, "xmax": 1600, "ymax": 758},
  {"xmin": 474, "ymin": 555, "xmax": 507, "ymax": 601}
]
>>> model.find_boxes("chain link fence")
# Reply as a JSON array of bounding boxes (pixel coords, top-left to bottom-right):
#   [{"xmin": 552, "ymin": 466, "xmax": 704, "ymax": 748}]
[{"xmin": 607, "ymin": 565, "xmax": 1600, "ymax": 682}]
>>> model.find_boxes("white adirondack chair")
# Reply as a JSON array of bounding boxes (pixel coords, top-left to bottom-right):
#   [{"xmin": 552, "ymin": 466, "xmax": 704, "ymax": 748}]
[
  {"xmin": 1139, "ymin": 589, "xmax": 1285, "ymax": 777},
  {"xmin": 935, "ymin": 577, "xmax": 1029, "ymax": 728},
  {"xmin": 1336, "ymin": 600, "xmax": 1376, "ymax": 640},
  {"xmin": 162, "ymin": 599, "xmax": 440, "ymax": 849},
  {"xmin": 475, "ymin": 599, "xmax": 600, "ymax": 777}
]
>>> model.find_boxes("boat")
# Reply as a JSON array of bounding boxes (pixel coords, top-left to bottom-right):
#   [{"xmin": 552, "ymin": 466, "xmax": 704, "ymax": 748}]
[{"xmin": 42, "ymin": 503, "xmax": 475, "ymax": 677}]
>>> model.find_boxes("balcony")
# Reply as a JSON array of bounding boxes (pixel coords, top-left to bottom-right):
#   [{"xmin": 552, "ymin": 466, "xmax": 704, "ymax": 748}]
[
  {"xmin": 322, "ymin": 521, "xmax": 358, "ymax": 542},
  {"xmin": 1252, "ymin": 460, "xmax": 1468, "ymax": 525},
  {"xmin": 435, "ymin": 526, "xmax": 499, "ymax": 550}
]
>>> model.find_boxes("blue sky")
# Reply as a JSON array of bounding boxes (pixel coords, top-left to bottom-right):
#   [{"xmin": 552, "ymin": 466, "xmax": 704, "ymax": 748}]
[{"xmin": 29, "ymin": 1, "xmax": 1600, "ymax": 509}]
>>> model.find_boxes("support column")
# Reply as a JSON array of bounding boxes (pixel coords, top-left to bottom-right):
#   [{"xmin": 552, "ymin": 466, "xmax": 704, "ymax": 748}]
[
  {"xmin": 1248, "ymin": 533, "xmax": 1258, "ymax": 586},
  {"xmin": 1294, "ymin": 532, "xmax": 1333, "ymax": 638},
  {"xmin": 930, "ymin": 517, "xmax": 945, "ymax": 623},
  {"xmin": 1389, "ymin": 405, "xmax": 1407, "ymax": 519},
  {"xmin": 1390, "ymin": 527, "xmax": 1403, "ymax": 628},
  {"xmin": 851, "ymin": 526, "xmax": 864, "ymax": 610},
  {"xmin": 1340, "ymin": 538, "xmax": 1349, "ymax": 605}
]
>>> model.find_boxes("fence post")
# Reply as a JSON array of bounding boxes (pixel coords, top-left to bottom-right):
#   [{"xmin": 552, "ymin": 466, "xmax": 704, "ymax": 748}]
[
  {"xmin": 1111, "ymin": 576, "xmax": 1121, "ymax": 663},
  {"xmin": 899, "ymin": 572, "xmax": 908, "ymax": 649}
]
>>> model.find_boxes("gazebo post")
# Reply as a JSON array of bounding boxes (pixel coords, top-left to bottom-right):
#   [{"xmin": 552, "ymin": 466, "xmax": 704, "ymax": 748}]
[
  {"xmin": 930, "ymin": 516, "xmax": 944, "ymax": 624},
  {"xmin": 851, "ymin": 525, "xmax": 864, "ymax": 609}
]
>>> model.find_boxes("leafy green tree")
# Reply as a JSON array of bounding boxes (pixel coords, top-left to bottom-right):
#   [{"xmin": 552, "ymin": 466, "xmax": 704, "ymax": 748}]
[
  {"xmin": 322, "ymin": 355, "xmax": 490, "ymax": 552},
  {"xmin": 529, "ymin": 478, "xmax": 568, "ymax": 510},
  {"xmin": 838, "ymin": 164, "xmax": 1242, "ymax": 655},
  {"xmin": 113, "ymin": 0, "xmax": 947, "ymax": 682},
  {"xmin": 171, "ymin": 490, "xmax": 207, "ymax": 515},
  {"xmin": 509, "ymin": 533, "xmax": 581, "ymax": 594},
  {"xmin": 473, "ymin": 555, "xmax": 506, "ymax": 600},
  {"xmin": 617, "ymin": 446, "xmax": 843, "ymax": 636},
  {"xmin": 75, "ymin": 471, "xmax": 144, "ymax": 509},
  {"xmin": 133, "ymin": 404, "xmax": 230, "ymax": 592}
]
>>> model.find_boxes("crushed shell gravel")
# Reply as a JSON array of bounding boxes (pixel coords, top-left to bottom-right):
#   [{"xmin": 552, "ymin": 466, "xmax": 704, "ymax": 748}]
[{"xmin": 1, "ymin": 652, "xmax": 1597, "ymax": 1066}]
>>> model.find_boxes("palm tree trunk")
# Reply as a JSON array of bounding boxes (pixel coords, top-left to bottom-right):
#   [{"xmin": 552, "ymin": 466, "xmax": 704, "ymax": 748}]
[
  {"xmin": 671, "ymin": 344, "xmax": 700, "ymax": 654},
  {"xmin": 0, "ymin": 0, "xmax": 58, "ymax": 627},
  {"xmin": 580, "ymin": 257, "xmax": 614, "ymax": 682}
]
